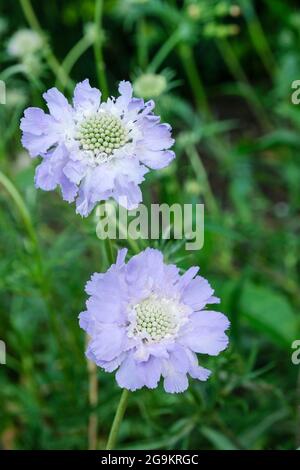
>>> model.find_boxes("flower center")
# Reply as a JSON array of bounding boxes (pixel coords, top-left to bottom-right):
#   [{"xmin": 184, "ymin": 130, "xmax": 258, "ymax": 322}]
[
  {"xmin": 134, "ymin": 295, "xmax": 177, "ymax": 341},
  {"xmin": 76, "ymin": 113, "xmax": 127, "ymax": 158}
]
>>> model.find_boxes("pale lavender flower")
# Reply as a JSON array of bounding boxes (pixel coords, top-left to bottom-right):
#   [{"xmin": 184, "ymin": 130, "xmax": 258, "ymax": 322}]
[
  {"xmin": 20, "ymin": 80, "xmax": 174, "ymax": 216},
  {"xmin": 79, "ymin": 248, "xmax": 230, "ymax": 393}
]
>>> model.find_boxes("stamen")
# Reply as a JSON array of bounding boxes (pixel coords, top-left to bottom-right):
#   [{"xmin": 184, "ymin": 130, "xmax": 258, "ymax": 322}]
[
  {"xmin": 76, "ymin": 113, "xmax": 127, "ymax": 158},
  {"xmin": 134, "ymin": 296, "xmax": 177, "ymax": 341}
]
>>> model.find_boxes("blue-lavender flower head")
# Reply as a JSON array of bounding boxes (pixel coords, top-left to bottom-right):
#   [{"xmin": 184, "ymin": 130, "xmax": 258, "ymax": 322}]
[
  {"xmin": 79, "ymin": 248, "xmax": 230, "ymax": 393},
  {"xmin": 20, "ymin": 80, "xmax": 175, "ymax": 216}
]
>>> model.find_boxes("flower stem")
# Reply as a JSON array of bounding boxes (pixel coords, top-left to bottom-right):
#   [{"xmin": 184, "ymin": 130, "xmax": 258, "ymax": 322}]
[
  {"xmin": 178, "ymin": 43, "xmax": 210, "ymax": 117},
  {"xmin": 19, "ymin": 0, "xmax": 71, "ymax": 89},
  {"xmin": 106, "ymin": 389, "xmax": 130, "ymax": 450},
  {"xmin": 94, "ymin": 0, "xmax": 109, "ymax": 99},
  {"xmin": 186, "ymin": 145, "xmax": 220, "ymax": 219},
  {"xmin": 137, "ymin": 18, "xmax": 149, "ymax": 70},
  {"xmin": 104, "ymin": 237, "xmax": 115, "ymax": 266},
  {"xmin": 148, "ymin": 29, "xmax": 181, "ymax": 73},
  {"xmin": 58, "ymin": 34, "xmax": 94, "ymax": 90},
  {"xmin": 0, "ymin": 171, "xmax": 71, "ymax": 378},
  {"xmin": 87, "ymin": 335, "xmax": 99, "ymax": 450}
]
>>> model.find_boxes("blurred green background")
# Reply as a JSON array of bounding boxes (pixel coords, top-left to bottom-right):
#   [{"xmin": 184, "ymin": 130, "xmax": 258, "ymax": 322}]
[{"xmin": 0, "ymin": 0, "xmax": 300, "ymax": 450}]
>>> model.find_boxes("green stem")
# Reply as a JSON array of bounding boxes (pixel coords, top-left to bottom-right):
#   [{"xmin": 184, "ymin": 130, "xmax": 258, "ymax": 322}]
[
  {"xmin": 148, "ymin": 29, "xmax": 181, "ymax": 73},
  {"xmin": 137, "ymin": 19, "xmax": 148, "ymax": 70},
  {"xmin": 0, "ymin": 171, "xmax": 73, "ymax": 379},
  {"xmin": 59, "ymin": 35, "xmax": 94, "ymax": 90},
  {"xmin": 0, "ymin": 64, "xmax": 26, "ymax": 81},
  {"xmin": 0, "ymin": 171, "xmax": 41, "ymax": 268},
  {"xmin": 19, "ymin": 0, "xmax": 71, "ymax": 89},
  {"xmin": 216, "ymin": 37, "xmax": 272, "ymax": 130},
  {"xmin": 240, "ymin": 0, "xmax": 277, "ymax": 77},
  {"xmin": 104, "ymin": 237, "xmax": 115, "ymax": 266},
  {"xmin": 186, "ymin": 145, "xmax": 220, "ymax": 218},
  {"xmin": 178, "ymin": 43, "xmax": 210, "ymax": 116},
  {"xmin": 106, "ymin": 389, "xmax": 130, "ymax": 450},
  {"xmin": 94, "ymin": 0, "xmax": 109, "ymax": 98},
  {"xmin": 0, "ymin": 64, "xmax": 44, "ymax": 92},
  {"xmin": 177, "ymin": 44, "xmax": 231, "ymax": 162}
]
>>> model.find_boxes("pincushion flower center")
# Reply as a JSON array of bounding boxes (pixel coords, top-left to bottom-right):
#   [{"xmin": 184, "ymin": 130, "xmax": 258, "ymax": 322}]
[
  {"xmin": 134, "ymin": 295, "xmax": 177, "ymax": 341},
  {"xmin": 76, "ymin": 113, "xmax": 128, "ymax": 157}
]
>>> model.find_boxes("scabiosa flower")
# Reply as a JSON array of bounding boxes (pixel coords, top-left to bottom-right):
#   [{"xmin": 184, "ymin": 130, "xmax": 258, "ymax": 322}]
[
  {"xmin": 20, "ymin": 80, "xmax": 175, "ymax": 216},
  {"xmin": 79, "ymin": 248, "xmax": 230, "ymax": 393}
]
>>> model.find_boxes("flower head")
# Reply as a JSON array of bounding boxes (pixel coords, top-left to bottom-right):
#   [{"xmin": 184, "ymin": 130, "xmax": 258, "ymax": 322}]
[
  {"xmin": 79, "ymin": 248, "xmax": 230, "ymax": 393},
  {"xmin": 8, "ymin": 29, "xmax": 43, "ymax": 58},
  {"xmin": 20, "ymin": 80, "xmax": 175, "ymax": 216},
  {"xmin": 133, "ymin": 73, "xmax": 167, "ymax": 100}
]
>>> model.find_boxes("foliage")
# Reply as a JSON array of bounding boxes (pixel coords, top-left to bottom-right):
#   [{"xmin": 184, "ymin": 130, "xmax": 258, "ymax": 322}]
[{"xmin": 0, "ymin": 0, "xmax": 299, "ymax": 450}]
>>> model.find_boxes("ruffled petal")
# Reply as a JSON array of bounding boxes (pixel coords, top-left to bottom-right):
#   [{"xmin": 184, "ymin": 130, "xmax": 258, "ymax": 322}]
[
  {"xmin": 163, "ymin": 373, "xmax": 188, "ymax": 393},
  {"xmin": 75, "ymin": 165, "xmax": 116, "ymax": 217},
  {"xmin": 114, "ymin": 176, "xmax": 143, "ymax": 210},
  {"xmin": 63, "ymin": 159, "xmax": 88, "ymax": 184},
  {"xmin": 143, "ymin": 123, "xmax": 174, "ymax": 151},
  {"xmin": 95, "ymin": 353, "xmax": 126, "ymax": 372},
  {"xmin": 125, "ymin": 248, "xmax": 166, "ymax": 301},
  {"xmin": 176, "ymin": 266, "xmax": 199, "ymax": 293},
  {"xmin": 116, "ymin": 81, "xmax": 133, "ymax": 111},
  {"xmin": 73, "ymin": 79, "xmax": 101, "ymax": 113},
  {"xmin": 88, "ymin": 324, "xmax": 127, "ymax": 361},
  {"xmin": 139, "ymin": 149, "xmax": 175, "ymax": 170},
  {"xmin": 20, "ymin": 107, "xmax": 58, "ymax": 157},
  {"xmin": 43, "ymin": 87, "xmax": 73, "ymax": 121},
  {"xmin": 116, "ymin": 353, "xmax": 162, "ymax": 391},
  {"xmin": 116, "ymin": 354, "xmax": 145, "ymax": 391},
  {"xmin": 85, "ymin": 271, "xmax": 127, "ymax": 324},
  {"xmin": 34, "ymin": 146, "xmax": 66, "ymax": 190},
  {"xmin": 59, "ymin": 174, "xmax": 78, "ymax": 202},
  {"xmin": 140, "ymin": 356, "xmax": 162, "ymax": 389},
  {"xmin": 181, "ymin": 276, "xmax": 217, "ymax": 311},
  {"xmin": 185, "ymin": 349, "xmax": 211, "ymax": 381},
  {"xmin": 179, "ymin": 311, "xmax": 230, "ymax": 356},
  {"xmin": 161, "ymin": 346, "xmax": 190, "ymax": 393}
]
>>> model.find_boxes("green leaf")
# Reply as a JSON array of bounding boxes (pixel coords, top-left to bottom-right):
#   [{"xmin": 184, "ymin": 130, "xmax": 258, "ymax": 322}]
[
  {"xmin": 200, "ymin": 427, "xmax": 239, "ymax": 450},
  {"xmin": 239, "ymin": 281, "xmax": 299, "ymax": 347}
]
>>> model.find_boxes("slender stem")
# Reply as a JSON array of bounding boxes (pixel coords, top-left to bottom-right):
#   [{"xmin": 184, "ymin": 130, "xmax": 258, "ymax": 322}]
[
  {"xmin": 0, "ymin": 64, "xmax": 44, "ymax": 93},
  {"xmin": 186, "ymin": 145, "xmax": 220, "ymax": 218},
  {"xmin": 216, "ymin": 38, "xmax": 272, "ymax": 131},
  {"xmin": 0, "ymin": 64, "xmax": 26, "ymax": 81},
  {"xmin": 137, "ymin": 19, "xmax": 148, "ymax": 70},
  {"xmin": 240, "ymin": 0, "xmax": 277, "ymax": 77},
  {"xmin": 0, "ymin": 171, "xmax": 41, "ymax": 266},
  {"xmin": 59, "ymin": 35, "xmax": 94, "ymax": 90},
  {"xmin": 87, "ymin": 336, "xmax": 99, "ymax": 450},
  {"xmin": 148, "ymin": 29, "xmax": 181, "ymax": 73},
  {"xmin": 178, "ymin": 43, "xmax": 210, "ymax": 116},
  {"xmin": 177, "ymin": 43, "xmax": 231, "ymax": 162},
  {"xmin": 94, "ymin": 0, "xmax": 109, "ymax": 98},
  {"xmin": 106, "ymin": 389, "xmax": 130, "ymax": 450},
  {"xmin": 104, "ymin": 237, "xmax": 115, "ymax": 266},
  {"xmin": 19, "ymin": 0, "xmax": 71, "ymax": 89},
  {"xmin": 117, "ymin": 218, "xmax": 144, "ymax": 254},
  {"xmin": 0, "ymin": 171, "xmax": 72, "ymax": 378}
]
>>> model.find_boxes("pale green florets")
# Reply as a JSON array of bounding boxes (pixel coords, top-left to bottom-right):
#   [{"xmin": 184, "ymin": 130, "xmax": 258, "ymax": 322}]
[
  {"xmin": 133, "ymin": 73, "xmax": 167, "ymax": 100},
  {"xmin": 76, "ymin": 114, "xmax": 127, "ymax": 155},
  {"xmin": 135, "ymin": 297, "xmax": 175, "ymax": 341}
]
